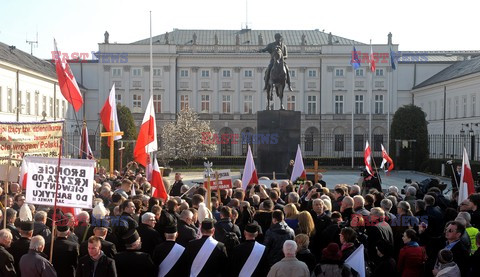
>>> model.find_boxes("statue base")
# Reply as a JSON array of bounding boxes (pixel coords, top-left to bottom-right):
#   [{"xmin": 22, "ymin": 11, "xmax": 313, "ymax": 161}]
[{"xmin": 256, "ymin": 110, "xmax": 301, "ymax": 179}]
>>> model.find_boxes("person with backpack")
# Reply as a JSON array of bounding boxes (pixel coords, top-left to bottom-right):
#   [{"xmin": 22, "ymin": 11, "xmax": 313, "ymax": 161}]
[{"xmin": 214, "ymin": 206, "xmax": 241, "ymax": 255}]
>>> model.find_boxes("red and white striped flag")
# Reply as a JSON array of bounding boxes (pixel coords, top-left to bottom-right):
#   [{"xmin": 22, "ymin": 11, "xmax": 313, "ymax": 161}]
[
  {"xmin": 133, "ymin": 96, "xmax": 157, "ymax": 167},
  {"xmin": 458, "ymin": 147, "xmax": 475, "ymax": 205},
  {"xmin": 241, "ymin": 145, "xmax": 258, "ymax": 190},
  {"xmin": 53, "ymin": 39, "xmax": 83, "ymax": 112},
  {"xmin": 290, "ymin": 145, "xmax": 307, "ymax": 182},
  {"xmin": 99, "ymin": 83, "xmax": 122, "ymax": 146},
  {"xmin": 380, "ymin": 144, "xmax": 394, "ymax": 172},
  {"xmin": 364, "ymin": 141, "xmax": 374, "ymax": 176},
  {"xmin": 19, "ymin": 159, "xmax": 28, "ymax": 190},
  {"xmin": 151, "ymin": 157, "xmax": 168, "ymax": 201}
]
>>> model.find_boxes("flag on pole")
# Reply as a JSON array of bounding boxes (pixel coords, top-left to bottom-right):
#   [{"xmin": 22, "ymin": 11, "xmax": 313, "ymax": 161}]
[
  {"xmin": 345, "ymin": 244, "xmax": 366, "ymax": 277},
  {"xmin": 380, "ymin": 144, "xmax": 394, "ymax": 172},
  {"xmin": 390, "ymin": 47, "xmax": 397, "ymax": 70},
  {"xmin": 99, "ymin": 83, "xmax": 122, "ymax": 146},
  {"xmin": 53, "ymin": 39, "xmax": 83, "ymax": 112},
  {"xmin": 79, "ymin": 123, "xmax": 94, "ymax": 160},
  {"xmin": 133, "ymin": 96, "xmax": 157, "ymax": 167},
  {"xmin": 369, "ymin": 42, "xmax": 376, "ymax": 73},
  {"xmin": 458, "ymin": 147, "xmax": 475, "ymax": 205},
  {"xmin": 351, "ymin": 46, "xmax": 361, "ymax": 70},
  {"xmin": 290, "ymin": 145, "xmax": 307, "ymax": 182},
  {"xmin": 19, "ymin": 159, "xmax": 28, "ymax": 190},
  {"xmin": 151, "ymin": 157, "xmax": 168, "ymax": 201},
  {"xmin": 241, "ymin": 145, "xmax": 258, "ymax": 190},
  {"xmin": 364, "ymin": 141, "xmax": 374, "ymax": 176}
]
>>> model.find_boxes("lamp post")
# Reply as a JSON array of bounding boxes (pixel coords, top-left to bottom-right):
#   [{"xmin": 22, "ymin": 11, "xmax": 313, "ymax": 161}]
[{"xmin": 460, "ymin": 123, "xmax": 480, "ymax": 161}]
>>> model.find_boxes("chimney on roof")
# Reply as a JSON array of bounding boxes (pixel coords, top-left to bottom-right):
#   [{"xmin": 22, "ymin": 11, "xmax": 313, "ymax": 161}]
[{"xmin": 388, "ymin": 32, "xmax": 392, "ymax": 45}]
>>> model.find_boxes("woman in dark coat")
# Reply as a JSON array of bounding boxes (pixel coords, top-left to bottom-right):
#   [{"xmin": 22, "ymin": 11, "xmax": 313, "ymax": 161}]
[
  {"xmin": 339, "ymin": 227, "xmax": 357, "ymax": 261},
  {"xmin": 373, "ymin": 239, "xmax": 398, "ymax": 277}
]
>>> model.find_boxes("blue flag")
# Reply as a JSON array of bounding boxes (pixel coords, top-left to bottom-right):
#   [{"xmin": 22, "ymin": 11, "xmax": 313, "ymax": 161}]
[
  {"xmin": 390, "ymin": 47, "xmax": 397, "ymax": 70},
  {"xmin": 351, "ymin": 46, "xmax": 361, "ymax": 70}
]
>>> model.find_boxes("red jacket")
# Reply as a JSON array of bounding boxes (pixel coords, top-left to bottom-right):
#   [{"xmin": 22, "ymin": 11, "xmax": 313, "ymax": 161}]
[{"xmin": 397, "ymin": 245, "xmax": 426, "ymax": 277}]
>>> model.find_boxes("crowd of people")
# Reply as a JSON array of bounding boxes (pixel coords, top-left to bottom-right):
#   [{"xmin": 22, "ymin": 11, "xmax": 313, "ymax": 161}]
[{"xmin": 0, "ymin": 163, "xmax": 479, "ymax": 277}]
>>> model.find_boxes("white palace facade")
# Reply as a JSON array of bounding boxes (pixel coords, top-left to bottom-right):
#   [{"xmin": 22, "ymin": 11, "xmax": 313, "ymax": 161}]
[{"xmin": 69, "ymin": 29, "xmax": 480, "ymax": 157}]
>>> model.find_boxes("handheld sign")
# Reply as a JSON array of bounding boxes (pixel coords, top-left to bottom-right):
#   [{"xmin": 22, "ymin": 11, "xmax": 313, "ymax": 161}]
[
  {"xmin": 25, "ymin": 156, "xmax": 95, "ymax": 209},
  {"xmin": 204, "ymin": 169, "xmax": 232, "ymax": 190}
]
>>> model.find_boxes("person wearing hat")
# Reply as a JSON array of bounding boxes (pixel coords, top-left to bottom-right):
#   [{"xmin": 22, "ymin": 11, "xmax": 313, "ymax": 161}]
[
  {"xmin": 0, "ymin": 229, "xmax": 16, "ymax": 277},
  {"xmin": 43, "ymin": 224, "xmax": 79, "ymax": 277},
  {"xmin": 19, "ymin": 235, "xmax": 57, "ymax": 277},
  {"xmin": 170, "ymin": 173, "xmax": 184, "ymax": 197},
  {"xmin": 229, "ymin": 222, "xmax": 269, "ymax": 277},
  {"xmin": 267, "ymin": 240, "xmax": 309, "ymax": 277},
  {"xmin": 152, "ymin": 224, "xmax": 184, "ymax": 277},
  {"xmin": 8, "ymin": 204, "xmax": 34, "ymax": 276},
  {"xmin": 182, "ymin": 218, "xmax": 228, "ymax": 276},
  {"xmin": 76, "ymin": 236, "xmax": 117, "ymax": 277},
  {"xmin": 79, "ymin": 219, "xmax": 117, "ymax": 259},
  {"xmin": 311, "ymin": 242, "xmax": 352, "ymax": 277},
  {"xmin": 114, "ymin": 229, "xmax": 155, "ymax": 277},
  {"xmin": 259, "ymin": 33, "xmax": 293, "ymax": 93}
]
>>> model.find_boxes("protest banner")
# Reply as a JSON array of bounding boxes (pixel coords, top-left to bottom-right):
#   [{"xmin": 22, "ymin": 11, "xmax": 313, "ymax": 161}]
[
  {"xmin": 25, "ymin": 156, "xmax": 95, "ymax": 209},
  {"xmin": 0, "ymin": 121, "xmax": 64, "ymax": 163},
  {"xmin": 204, "ymin": 169, "xmax": 233, "ymax": 190}
]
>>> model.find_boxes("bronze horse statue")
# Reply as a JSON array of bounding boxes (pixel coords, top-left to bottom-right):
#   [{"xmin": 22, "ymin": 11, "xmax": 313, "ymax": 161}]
[{"xmin": 266, "ymin": 46, "xmax": 286, "ymax": 110}]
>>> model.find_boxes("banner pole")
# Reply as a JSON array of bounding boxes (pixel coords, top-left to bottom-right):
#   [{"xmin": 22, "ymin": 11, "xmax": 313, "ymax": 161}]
[
  {"xmin": 50, "ymin": 137, "xmax": 63, "ymax": 263},
  {"xmin": 215, "ymin": 171, "xmax": 220, "ymax": 201}
]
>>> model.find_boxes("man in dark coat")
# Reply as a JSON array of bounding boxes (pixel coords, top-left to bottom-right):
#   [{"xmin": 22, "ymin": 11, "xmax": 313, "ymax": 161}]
[
  {"xmin": 437, "ymin": 221, "xmax": 470, "ymax": 277},
  {"xmin": 366, "ymin": 208, "xmax": 394, "ymax": 266},
  {"xmin": 229, "ymin": 222, "xmax": 269, "ymax": 277},
  {"xmin": 44, "ymin": 225, "xmax": 79, "ymax": 277},
  {"xmin": 76, "ymin": 236, "xmax": 117, "ymax": 277},
  {"xmin": 33, "ymin": 210, "xmax": 51, "ymax": 240},
  {"xmin": 213, "ymin": 206, "xmax": 241, "ymax": 245},
  {"xmin": 309, "ymin": 198, "xmax": 333, "ymax": 259},
  {"xmin": 19, "ymin": 235, "xmax": 57, "ymax": 277},
  {"xmin": 8, "ymin": 219, "xmax": 34, "ymax": 276},
  {"xmin": 113, "ymin": 199, "xmax": 138, "ymax": 251},
  {"xmin": 6, "ymin": 208, "xmax": 21, "ymax": 242},
  {"xmin": 169, "ymin": 173, "xmax": 184, "ymax": 196},
  {"xmin": 79, "ymin": 223, "xmax": 117, "ymax": 259},
  {"xmin": 0, "ymin": 229, "xmax": 16, "ymax": 276},
  {"xmin": 152, "ymin": 225, "xmax": 184, "ymax": 277},
  {"xmin": 263, "ymin": 210, "xmax": 295, "ymax": 266},
  {"xmin": 115, "ymin": 229, "xmax": 155, "ymax": 277},
  {"xmin": 181, "ymin": 218, "xmax": 228, "ymax": 276},
  {"xmin": 176, "ymin": 209, "xmax": 197, "ymax": 247},
  {"xmin": 137, "ymin": 212, "xmax": 163, "ymax": 256}
]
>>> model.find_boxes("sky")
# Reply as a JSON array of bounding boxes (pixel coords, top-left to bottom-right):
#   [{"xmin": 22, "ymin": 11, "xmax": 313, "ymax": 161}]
[{"xmin": 1, "ymin": 0, "xmax": 479, "ymax": 59}]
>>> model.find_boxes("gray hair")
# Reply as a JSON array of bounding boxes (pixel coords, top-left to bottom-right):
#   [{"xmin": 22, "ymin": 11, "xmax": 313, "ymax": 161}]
[
  {"xmin": 288, "ymin": 192, "xmax": 300, "ymax": 204},
  {"xmin": 351, "ymin": 185, "xmax": 361, "ymax": 195},
  {"xmin": 141, "ymin": 212, "xmax": 156, "ymax": 223},
  {"xmin": 370, "ymin": 207, "xmax": 385, "ymax": 218},
  {"xmin": 34, "ymin": 211, "xmax": 47, "ymax": 222},
  {"xmin": 283, "ymin": 240, "xmax": 297, "ymax": 256},
  {"xmin": 398, "ymin": 201, "xmax": 411, "ymax": 212},
  {"xmin": 353, "ymin": 195, "xmax": 365, "ymax": 207},
  {"xmin": 456, "ymin": 212, "xmax": 471, "ymax": 223},
  {"xmin": 342, "ymin": 196, "xmax": 354, "ymax": 207},
  {"xmin": 252, "ymin": 195, "xmax": 261, "ymax": 205},
  {"xmin": 380, "ymin": 199, "xmax": 393, "ymax": 212},
  {"xmin": 30, "ymin": 235, "xmax": 45, "ymax": 251},
  {"xmin": 406, "ymin": 186, "xmax": 417, "ymax": 196},
  {"xmin": 388, "ymin": 186, "xmax": 399, "ymax": 194},
  {"xmin": 180, "ymin": 209, "xmax": 193, "ymax": 220},
  {"xmin": 0, "ymin": 229, "xmax": 12, "ymax": 240}
]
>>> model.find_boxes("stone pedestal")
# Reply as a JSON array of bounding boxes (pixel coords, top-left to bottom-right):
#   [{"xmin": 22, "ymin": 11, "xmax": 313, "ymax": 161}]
[{"xmin": 256, "ymin": 110, "xmax": 301, "ymax": 179}]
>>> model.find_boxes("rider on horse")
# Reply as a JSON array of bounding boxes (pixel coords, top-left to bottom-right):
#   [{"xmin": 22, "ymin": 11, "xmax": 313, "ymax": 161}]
[{"xmin": 260, "ymin": 33, "xmax": 293, "ymax": 92}]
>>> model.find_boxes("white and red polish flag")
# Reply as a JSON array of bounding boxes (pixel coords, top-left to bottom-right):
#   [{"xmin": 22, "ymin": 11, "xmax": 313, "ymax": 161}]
[
  {"xmin": 241, "ymin": 145, "xmax": 259, "ymax": 190},
  {"xmin": 370, "ymin": 42, "xmax": 376, "ymax": 73},
  {"xmin": 151, "ymin": 157, "xmax": 168, "ymax": 201},
  {"xmin": 99, "ymin": 84, "xmax": 122, "ymax": 146},
  {"xmin": 53, "ymin": 39, "xmax": 83, "ymax": 112},
  {"xmin": 290, "ymin": 144, "xmax": 307, "ymax": 182},
  {"xmin": 364, "ymin": 141, "xmax": 374, "ymax": 176},
  {"xmin": 458, "ymin": 147, "xmax": 475, "ymax": 205},
  {"xmin": 380, "ymin": 144, "xmax": 394, "ymax": 172},
  {"xmin": 133, "ymin": 96, "xmax": 157, "ymax": 167},
  {"xmin": 19, "ymin": 159, "xmax": 28, "ymax": 190}
]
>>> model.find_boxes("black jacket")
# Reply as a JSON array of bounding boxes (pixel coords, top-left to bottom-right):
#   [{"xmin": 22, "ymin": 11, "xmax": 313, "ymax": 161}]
[
  {"xmin": 263, "ymin": 222, "xmax": 295, "ymax": 266},
  {"xmin": 80, "ymin": 237, "xmax": 117, "ymax": 259},
  {"xmin": 33, "ymin": 222, "xmax": 51, "ymax": 240},
  {"xmin": 45, "ymin": 237, "xmax": 79, "ymax": 277},
  {"xmin": 177, "ymin": 220, "xmax": 197, "ymax": 247},
  {"xmin": 8, "ymin": 237, "xmax": 30, "ymax": 276},
  {"xmin": 181, "ymin": 235, "xmax": 228, "ymax": 277},
  {"xmin": 214, "ymin": 218, "xmax": 242, "ymax": 243},
  {"xmin": 76, "ymin": 253, "xmax": 117, "ymax": 277},
  {"xmin": 152, "ymin": 241, "xmax": 184, "ymax": 277},
  {"xmin": 137, "ymin": 223, "xmax": 163, "ymax": 256},
  {"xmin": 0, "ymin": 245, "xmax": 16, "ymax": 277},
  {"xmin": 115, "ymin": 249, "xmax": 155, "ymax": 277},
  {"xmin": 366, "ymin": 222, "xmax": 394, "ymax": 265},
  {"xmin": 228, "ymin": 240, "xmax": 269, "ymax": 277},
  {"xmin": 170, "ymin": 180, "xmax": 184, "ymax": 196}
]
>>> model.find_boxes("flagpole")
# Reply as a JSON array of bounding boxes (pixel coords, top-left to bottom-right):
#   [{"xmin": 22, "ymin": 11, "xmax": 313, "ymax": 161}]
[
  {"xmin": 150, "ymin": 11, "xmax": 153, "ymax": 99},
  {"xmin": 369, "ymin": 40, "xmax": 373, "ymax": 147},
  {"xmin": 387, "ymin": 67, "xmax": 391, "ymax": 151},
  {"xmin": 351, "ymin": 59, "xmax": 355, "ymax": 169},
  {"xmin": 50, "ymin": 137, "xmax": 63, "ymax": 263}
]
